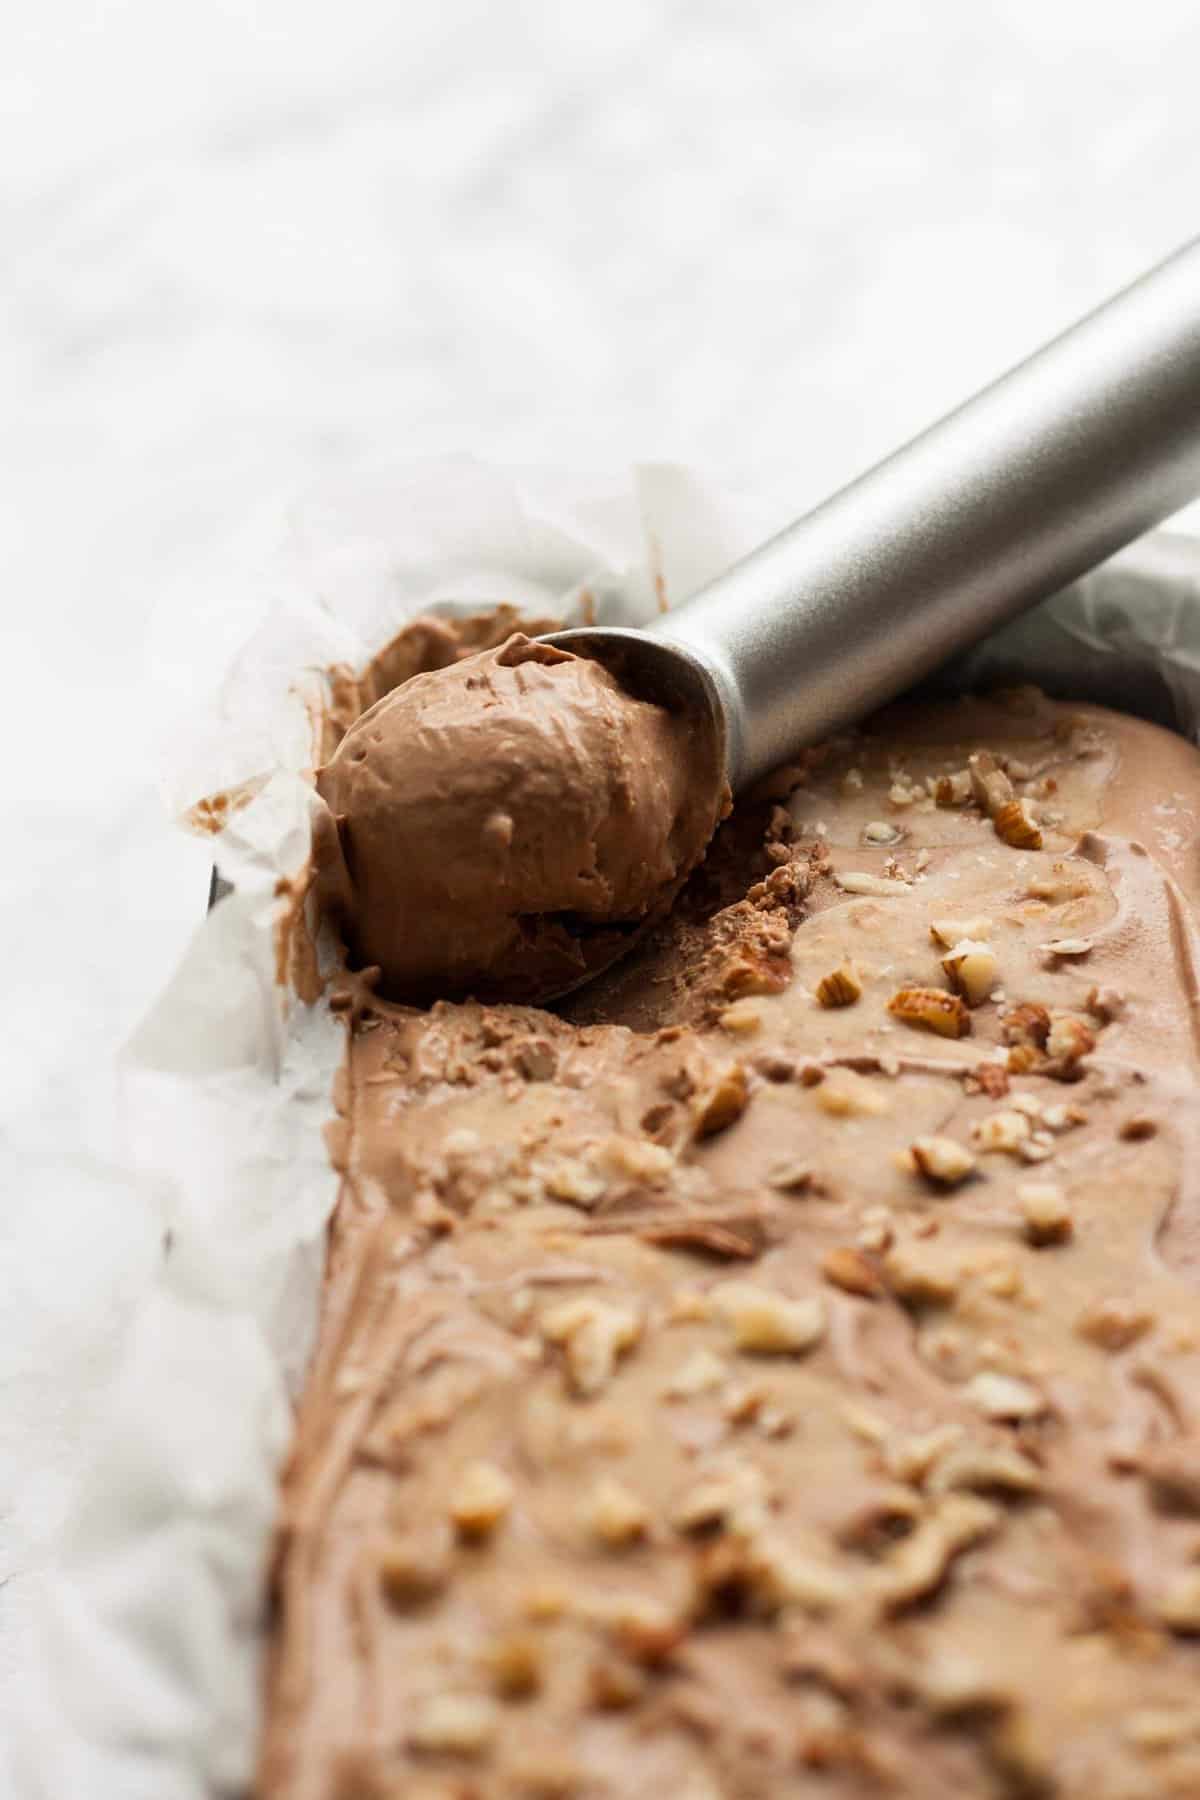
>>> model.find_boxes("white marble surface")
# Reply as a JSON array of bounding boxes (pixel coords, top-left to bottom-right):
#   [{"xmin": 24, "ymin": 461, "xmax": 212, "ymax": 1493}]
[{"xmin": 5, "ymin": 0, "xmax": 1200, "ymax": 1766}]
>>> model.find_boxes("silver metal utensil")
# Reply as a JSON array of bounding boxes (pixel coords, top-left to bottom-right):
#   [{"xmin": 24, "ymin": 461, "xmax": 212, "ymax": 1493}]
[{"xmin": 547, "ymin": 234, "xmax": 1200, "ymax": 788}]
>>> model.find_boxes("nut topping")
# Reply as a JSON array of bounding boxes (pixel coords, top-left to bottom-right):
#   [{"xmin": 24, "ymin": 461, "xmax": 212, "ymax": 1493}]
[
  {"xmin": 814, "ymin": 1069, "xmax": 890, "ymax": 1116},
  {"xmin": 378, "ymin": 1527, "xmax": 453, "ymax": 1608},
  {"xmin": 929, "ymin": 915, "xmax": 993, "ymax": 948},
  {"xmin": 408, "ymin": 1692, "xmax": 500, "ymax": 1757},
  {"xmin": 711, "ymin": 1282, "xmax": 826, "ymax": 1355},
  {"xmin": 887, "ymin": 986, "xmax": 971, "ymax": 1039},
  {"xmin": 965, "ymin": 1371, "xmax": 1046, "ymax": 1421},
  {"xmin": 834, "ymin": 870, "xmax": 910, "ymax": 896},
  {"xmin": 882, "ymin": 1241, "xmax": 961, "ymax": 1305},
  {"xmin": 449, "ymin": 1461, "xmax": 515, "ymax": 1539},
  {"xmin": 972, "ymin": 1110, "xmax": 1033, "ymax": 1156},
  {"xmin": 1041, "ymin": 936, "xmax": 1094, "ymax": 959},
  {"xmin": 1018, "ymin": 1182, "xmax": 1073, "ymax": 1245},
  {"xmin": 968, "ymin": 751, "xmax": 1014, "ymax": 818},
  {"xmin": 584, "ymin": 1477, "xmax": 651, "ymax": 1547},
  {"xmin": 941, "ymin": 939, "xmax": 999, "ymax": 1008},
  {"xmin": 1157, "ymin": 1570, "xmax": 1200, "ymax": 1634},
  {"xmin": 821, "ymin": 1245, "xmax": 882, "ymax": 1297},
  {"xmin": 485, "ymin": 1633, "xmax": 543, "ymax": 1699},
  {"xmin": 870, "ymin": 1493, "xmax": 999, "ymax": 1613},
  {"xmin": 934, "ymin": 769, "xmax": 973, "ymax": 807},
  {"xmin": 1075, "ymin": 1297, "xmax": 1154, "ymax": 1351},
  {"xmin": 1046, "ymin": 1014, "xmax": 1096, "ymax": 1066},
  {"xmin": 541, "ymin": 1298, "xmax": 641, "ymax": 1396},
  {"xmin": 692, "ymin": 1063, "xmax": 750, "ymax": 1138},
  {"xmin": 992, "ymin": 798, "xmax": 1043, "ymax": 850},
  {"xmin": 815, "ymin": 961, "xmax": 864, "ymax": 1008},
  {"xmin": 662, "ymin": 1347, "xmax": 728, "ymax": 1399},
  {"xmin": 911, "ymin": 1135, "xmax": 976, "ymax": 1188}
]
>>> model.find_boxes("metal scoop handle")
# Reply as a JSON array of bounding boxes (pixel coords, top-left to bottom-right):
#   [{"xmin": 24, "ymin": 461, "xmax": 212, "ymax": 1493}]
[{"xmin": 650, "ymin": 234, "xmax": 1200, "ymax": 786}]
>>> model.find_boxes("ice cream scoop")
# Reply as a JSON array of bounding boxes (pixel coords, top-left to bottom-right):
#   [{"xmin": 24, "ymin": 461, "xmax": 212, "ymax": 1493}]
[
  {"xmin": 316, "ymin": 236, "xmax": 1200, "ymax": 1003},
  {"xmin": 315, "ymin": 633, "xmax": 726, "ymax": 1002},
  {"xmin": 551, "ymin": 234, "xmax": 1200, "ymax": 792}
]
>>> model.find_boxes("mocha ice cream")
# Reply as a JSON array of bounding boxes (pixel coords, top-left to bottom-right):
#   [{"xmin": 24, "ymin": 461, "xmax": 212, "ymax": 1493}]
[
  {"xmin": 315, "ymin": 633, "xmax": 727, "ymax": 1004},
  {"xmin": 268, "ymin": 619, "xmax": 1200, "ymax": 1800}
]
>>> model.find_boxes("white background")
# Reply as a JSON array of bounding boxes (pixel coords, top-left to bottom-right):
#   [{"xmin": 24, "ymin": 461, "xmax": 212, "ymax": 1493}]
[{"xmin": 4, "ymin": 0, "xmax": 1200, "ymax": 1743}]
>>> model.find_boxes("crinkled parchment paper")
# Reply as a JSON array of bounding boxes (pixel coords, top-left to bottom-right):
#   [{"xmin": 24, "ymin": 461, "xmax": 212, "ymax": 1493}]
[{"xmin": 9, "ymin": 457, "xmax": 1200, "ymax": 1797}]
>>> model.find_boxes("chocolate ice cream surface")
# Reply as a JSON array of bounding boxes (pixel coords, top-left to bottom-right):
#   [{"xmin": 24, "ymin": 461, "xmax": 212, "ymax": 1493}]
[{"xmin": 266, "ymin": 612, "xmax": 1200, "ymax": 1800}]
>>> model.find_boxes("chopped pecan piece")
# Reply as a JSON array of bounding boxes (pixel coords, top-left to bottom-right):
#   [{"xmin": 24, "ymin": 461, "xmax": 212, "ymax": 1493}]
[
  {"xmin": 815, "ymin": 1069, "xmax": 889, "ymax": 1116},
  {"xmin": 870, "ymin": 1494, "xmax": 998, "ymax": 1613},
  {"xmin": 1075, "ymin": 1297, "xmax": 1153, "ymax": 1351},
  {"xmin": 911, "ymin": 1134, "xmax": 976, "ymax": 1187},
  {"xmin": 941, "ymin": 939, "xmax": 999, "ymax": 1007},
  {"xmin": 815, "ymin": 961, "xmax": 864, "ymax": 1008},
  {"xmin": 1018, "ymin": 1181, "xmax": 1073, "ymax": 1246},
  {"xmin": 930, "ymin": 914, "xmax": 993, "ymax": 948},
  {"xmin": 972, "ymin": 1110, "xmax": 1032, "ymax": 1155},
  {"xmin": 711, "ymin": 1282, "xmax": 826, "ymax": 1354},
  {"xmin": 450, "ymin": 1461, "xmax": 514, "ymax": 1540},
  {"xmin": 408, "ymin": 1693, "xmax": 499, "ymax": 1757},
  {"xmin": 965, "ymin": 1371, "xmax": 1046, "ymax": 1421},
  {"xmin": 821, "ymin": 1246, "xmax": 882, "ymax": 1298},
  {"xmin": 834, "ymin": 870, "xmax": 910, "ymax": 896},
  {"xmin": 882, "ymin": 1241, "xmax": 960, "ymax": 1306},
  {"xmin": 378, "ymin": 1525, "xmax": 453, "ymax": 1609},
  {"xmin": 692, "ymin": 1063, "xmax": 749, "ymax": 1138},
  {"xmin": 968, "ymin": 751, "xmax": 1014, "ymax": 817},
  {"xmin": 887, "ymin": 987, "xmax": 971, "ymax": 1039},
  {"xmin": 662, "ymin": 1347, "xmax": 727, "ymax": 1399},
  {"xmin": 934, "ymin": 769, "xmax": 973, "ymax": 807},
  {"xmin": 927, "ymin": 1441, "xmax": 1041, "ymax": 1498},
  {"xmin": 1157, "ymin": 1569, "xmax": 1200, "ymax": 1634},
  {"xmin": 993, "ymin": 798, "xmax": 1042, "ymax": 850},
  {"xmin": 541, "ymin": 1298, "xmax": 641, "ymax": 1396},
  {"xmin": 584, "ymin": 1476, "xmax": 651, "ymax": 1547},
  {"xmin": 588, "ymin": 1657, "xmax": 648, "ymax": 1710},
  {"xmin": 486, "ymin": 1633, "xmax": 543, "ymax": 1699},
  {"xmin": 1046, "ymin": 1014, "xmax": 1095, "ymax": 1068}
]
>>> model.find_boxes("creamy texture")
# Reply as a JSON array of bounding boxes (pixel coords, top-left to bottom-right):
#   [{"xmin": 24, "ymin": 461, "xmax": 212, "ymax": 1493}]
[
  {"xmin": 315, "ymin": 631, "xmax": 726, "ymax": 1003},
  {"xmin": 266, "ymin": 652, "xmax": 1200, "ymax": 1800}
]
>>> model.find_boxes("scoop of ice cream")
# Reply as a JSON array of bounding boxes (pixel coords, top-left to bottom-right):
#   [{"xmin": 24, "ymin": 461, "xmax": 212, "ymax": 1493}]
[{"xmin": 315, "ymin": 633, "xmax": 727, "ymax": 1002}]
